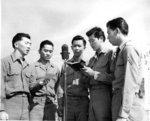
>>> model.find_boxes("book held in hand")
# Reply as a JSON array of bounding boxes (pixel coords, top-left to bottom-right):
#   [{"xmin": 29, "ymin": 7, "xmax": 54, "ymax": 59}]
[{"xmin": 66, "ymin": 60, "xmax": 86, "ymax": 71}]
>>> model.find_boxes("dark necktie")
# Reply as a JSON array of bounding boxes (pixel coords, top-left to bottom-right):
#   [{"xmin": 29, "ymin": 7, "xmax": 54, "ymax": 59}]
[{"xmin": 116, "ymin": 47, "xmax": 120, "ymax": 59}]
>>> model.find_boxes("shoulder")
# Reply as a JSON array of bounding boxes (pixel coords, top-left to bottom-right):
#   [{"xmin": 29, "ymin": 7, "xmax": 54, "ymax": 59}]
[
  {"xmin": 124, "ymin": 42, "xmax": 141, "ymax": 56},
  {"xmin": 1, "ymin": 55, "xmax": 11, "ymax": 67},
  {"xmin": 50, "ymin": 62, "xmax": 60, "ymax": 72},
  {"xmin": 1, "ymin": 55, "xmax": 11, "ymax": 63},
  {"xmin": 104, "ymin": 47, "xmax": 115, "ymax": 58}
]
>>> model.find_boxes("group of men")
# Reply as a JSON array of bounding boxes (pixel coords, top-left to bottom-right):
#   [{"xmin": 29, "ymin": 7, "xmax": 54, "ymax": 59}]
[{"xmin": 0, "ymin": 17, "xmax": 145, "ymax": 121}]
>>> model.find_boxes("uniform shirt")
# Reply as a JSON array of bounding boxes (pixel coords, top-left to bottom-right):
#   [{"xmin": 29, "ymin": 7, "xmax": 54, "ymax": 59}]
[
  {"xmin": 1, "ymin": 53, "xmax": 30, "ymax": 111},
  {"xmin": 113, "ymin": 41, "xmax": 142, "ymax": 118},
  {"xmin": 60, "ymin": 58, "xmax": 89, "ymax": 97},
  {"xmin": 28, "ymin": 59, "xmax": 60, "ymax": 98},
  {"xmin": 88, "ymin": 47, "xmax": 115, "ymax": 86}
]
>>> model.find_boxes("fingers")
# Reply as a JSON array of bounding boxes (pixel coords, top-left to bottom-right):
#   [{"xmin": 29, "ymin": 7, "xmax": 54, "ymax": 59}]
[{"xmin": 0, "ymin": 112, "xmax": 9, "ymax": 121}]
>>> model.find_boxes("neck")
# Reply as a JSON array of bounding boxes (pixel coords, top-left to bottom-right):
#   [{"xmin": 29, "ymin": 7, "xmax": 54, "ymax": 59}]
[
  {"xmin": 39, "ymin": 58, "xmax": 50, "ymax": 65},
  {"xmin": 14, "ymin": 49, "xmax": 24, "ymax": 60},
  {"xmin": 118, "ymin": 35, "xmax": 128, "ymax": 46},
  {"xmin": 96, "ymin": 43, "xmax": 104, "ymax": 52},
  {"xmin": 73, "ymin": 55, "xmax": 83, "ymax": 62}
]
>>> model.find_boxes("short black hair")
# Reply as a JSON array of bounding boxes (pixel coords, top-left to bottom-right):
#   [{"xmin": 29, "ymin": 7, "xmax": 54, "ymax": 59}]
[
  {"xmin": 12, "ymin": 33, "xmax": 31, "ymax": 48},
  {"xmin": 39, "ymin": 40, "xmax": 54, "ymax": 50},
  {"xmin": 86, "ymin": 27, "xmax": 106, "ymax": 42},
  {"xmin": 106, "ymin": 17, "xmax": 129, "ymax": 35},
  {"xmin": 71, "ymin": 35, "xmax": 86, "ymax": 46}
]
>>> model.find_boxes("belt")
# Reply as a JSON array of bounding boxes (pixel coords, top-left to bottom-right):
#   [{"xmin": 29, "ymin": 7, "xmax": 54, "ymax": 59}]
[
  {"xmin": 90, "ymin": 84, "xmax": 108, "ymax": 90},
  {"xmin": 6, "ymin": 92, "xmax": 28, "ymax": 99},
  {"xmin": 67, "ymin": 95, "xmax": 87, "ymax": 100},
  {"xmin": 112, "ymin": 88, "xmax": 121, "ymax": 92},
  {"xmin": 33, "ymin": 96, "xmax": 53, "ymax": 104}
]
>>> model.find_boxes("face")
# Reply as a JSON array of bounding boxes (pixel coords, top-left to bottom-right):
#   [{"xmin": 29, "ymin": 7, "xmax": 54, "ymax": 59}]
[
  {"xmin": 71, "ymin": 39, "xmax": 85, "ymax": 57},
  {"xmin": 88, "ymin": 34, "xmax": 102, "ymax": 51},
  {"xmin": 15, "ymin": 37, "xmax": 31, "ymax": 56},
  {"xmin": 39, "ymin": 44, "xmax": 54, "ymax": 61},
  {"xmin": 107, "ymin": 27, "xmax": 118, "ymax": 46}
]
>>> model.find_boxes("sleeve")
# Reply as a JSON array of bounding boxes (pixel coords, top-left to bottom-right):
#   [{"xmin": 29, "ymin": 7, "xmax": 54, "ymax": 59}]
[
  {"xmin": 119, "ymin": 46, "xmax": 141, "ymax": 118},
  {"xmin": 55, "ymin": 67, "xmax": 63, "ymax": 97},
  {"xmin": 94, "ymin": 50, "xmax": 115, "ymax": 85},
  {"xmin": 0, "ymin": 59, "xmax": 7, "ymax": 111},
  {"xmin": 57, "ymin": 65, "xmax": 64, "ymax": 98},
  {"xmin": 28, "ymin": 65, "xmax": 43, "ymax": 93}
]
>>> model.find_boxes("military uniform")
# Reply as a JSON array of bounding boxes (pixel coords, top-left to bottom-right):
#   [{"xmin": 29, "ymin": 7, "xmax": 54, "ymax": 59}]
[
  {"xmin": 88, "ymin": 47, "xmax": 115, "ymax": 121},
  {"xmin": 59, "ymin": 58, "xmax": 89, "ymax": 121},
  {"xmin": 112, "ymin": 41, "xmax": 145, "ymax": 121},
  {"xmin": 28, "ymin": 59, "xmax": 60, "ymax": 121},
  {"xmin": 1, "ymin": 53, "xmax": 30, "ymax": 120}
]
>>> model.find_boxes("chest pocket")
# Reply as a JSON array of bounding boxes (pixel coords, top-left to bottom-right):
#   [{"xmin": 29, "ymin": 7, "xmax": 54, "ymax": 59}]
[
  {"xmin": 7, "ymin": 63, "xmax": 21, "ymax": 76},
  {"xmin": 6, "ymin": 63, "xmax": 22, "ymax": 83}
]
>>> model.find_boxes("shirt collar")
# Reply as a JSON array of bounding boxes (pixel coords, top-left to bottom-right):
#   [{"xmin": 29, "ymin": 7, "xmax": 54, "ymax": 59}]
[
  {"xmin": 95, "ymin": 47, "xmax": 108, "ymax": 56},
  {"xmin": 11, "ymin": 52, "xmax": 25, "ymax": 62},
  {"xmin": 35, "ymin": 59, "xmax": 54, "ymax": 68},
  {"xmin": 69, "ymin": 57, "xmax": 86, "ymax": 63},
  {"xmin": 119, "ymin": 40, "xmax": 131, "ymax": 51}
]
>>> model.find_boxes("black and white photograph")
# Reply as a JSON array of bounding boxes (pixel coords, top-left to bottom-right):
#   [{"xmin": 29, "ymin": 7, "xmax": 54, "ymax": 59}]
[{"xmin": 1, "ymin": 0, "xmax": 150, "ymax": 121}]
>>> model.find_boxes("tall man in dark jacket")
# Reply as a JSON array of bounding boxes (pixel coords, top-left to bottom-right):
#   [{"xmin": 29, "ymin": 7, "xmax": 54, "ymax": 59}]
[{"xmin": 82, "ymin": 27, "xmax": 115, "ymax": 121}]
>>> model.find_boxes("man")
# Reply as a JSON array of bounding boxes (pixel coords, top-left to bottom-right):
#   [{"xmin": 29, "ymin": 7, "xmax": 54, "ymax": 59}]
[
  {"xmin": 83, "ymin": 27, "xmax": 115, "ymax": 121},
  {"xmin": 106, "ymin": 17, "xmax": 145, "ymax": 121},
  {"xmin": 59, "ymin": 35, "xmax": 89, "ymax": 121},
  {"xmin": 28, "ymin": 40, "xmax": 60, "ymax": 121},
  {"xmin": 0, "ymin": 33, "xmax": 32, "ymax": 120}
]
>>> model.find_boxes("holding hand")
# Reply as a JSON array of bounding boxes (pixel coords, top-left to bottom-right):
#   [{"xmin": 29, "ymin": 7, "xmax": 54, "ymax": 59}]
[
  {"xmin": 116, "ymin": 118, "xmax": 127, "ymax": 121},
  {"xmin": 0, "ymin": 111, "xmax": 9, "ymax": 121},
  {"xmin": 81, "ymin": 66, "xmax": 95, "ymax": 77},
  {"xmin": 39, "ymin": 79, "xmax": 49, "ymax": 86}
]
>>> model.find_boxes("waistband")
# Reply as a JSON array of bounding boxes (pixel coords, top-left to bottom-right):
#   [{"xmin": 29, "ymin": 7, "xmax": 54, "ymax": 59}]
[
  {"xmin": 112, "ymin": 87, "xmax": 122, "ymax": 92},
  {"xmin": 6, "ymin": 92, "xmax": 29, "ymax": 99},
  {"xmin": 90, "ymin": 84, "xmax": 110, "ymax": 90},
  {"xmin": 32, "ymin": 96, "xmax": 54, "ymax": 104},
  {"xmin": 67, "ymin": 95, "xmax": 88, "ymax": 100}
]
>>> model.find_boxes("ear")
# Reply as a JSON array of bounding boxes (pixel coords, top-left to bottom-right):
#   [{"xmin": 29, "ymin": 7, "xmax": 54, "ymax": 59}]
[
  {"xmin": 14, "ymin": 42, "xmax": 18, "ymax": 48},
  {"xmin": 115, "ymin": 28, "xmax": 121, "ymax": 34}
]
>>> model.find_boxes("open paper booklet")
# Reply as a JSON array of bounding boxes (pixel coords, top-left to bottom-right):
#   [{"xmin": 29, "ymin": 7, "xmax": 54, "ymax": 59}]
[{"xmin": 66, "ymin": 60, "xmax": 86, "ymax": 71}]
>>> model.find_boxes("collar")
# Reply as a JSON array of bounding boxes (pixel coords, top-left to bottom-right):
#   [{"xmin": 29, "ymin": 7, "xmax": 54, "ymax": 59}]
[
  {"xmin": 69, "ymin": 57, "xmax": 86, "ymax": 63},
  {"xmin": 95, "ymin": 47, "xmax": 108, "ymax": 56},
  {"xmin": 35, "ymin": 59, "xmax": 54, "ymax": 68},
  {"xmin": 119, "ymin": 40, "xmax": 131, "ymax": 52},
  {"xmin": 11, "ymin": 52, "xmax": 25, "ymax": 62}
]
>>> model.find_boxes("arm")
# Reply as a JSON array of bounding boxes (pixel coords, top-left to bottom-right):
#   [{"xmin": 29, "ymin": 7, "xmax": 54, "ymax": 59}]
[
  {"xmin": 94, "ymin": 50, "xmax": 115, "ymax": 85},
  {"xmin": 28, "ymin": 65, "xmax": 44, "ymax": 93},
  {"xmin": 82, "ymin": 50, "xmax": 115, "ymax": 85},
  {"xmin": 0, "ymin": 59, "xmax": 9, "ymax": 120},
  {"xmin": 119, "ymin": 46, "xmax": 141, "ymax": 118}
]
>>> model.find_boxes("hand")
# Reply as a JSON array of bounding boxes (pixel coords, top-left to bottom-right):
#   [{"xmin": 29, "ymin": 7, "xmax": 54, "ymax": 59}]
[
  {"xmin": 39, "ymin": 79, "xmax": 49, "ymax": 86},
  {"xmin": 0, "ymin": 111, "xmax": 9, "ymax": 120},
  {"xmin": 81, "ymin": 66, "xmax": 95, "ymax": 77},
  {"xmin": 116, "ymin": 117, "xmax": 127, "ymax": 121},
  {"xmin": 57, "ymin": 106, "xmax": 63, "ymax": 117}
]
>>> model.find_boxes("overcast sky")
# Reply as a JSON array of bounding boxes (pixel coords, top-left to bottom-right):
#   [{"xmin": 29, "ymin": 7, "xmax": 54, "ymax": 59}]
[{"xmin": 1, "ymin": 0, "xmax": 150, "ymax": 68}]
